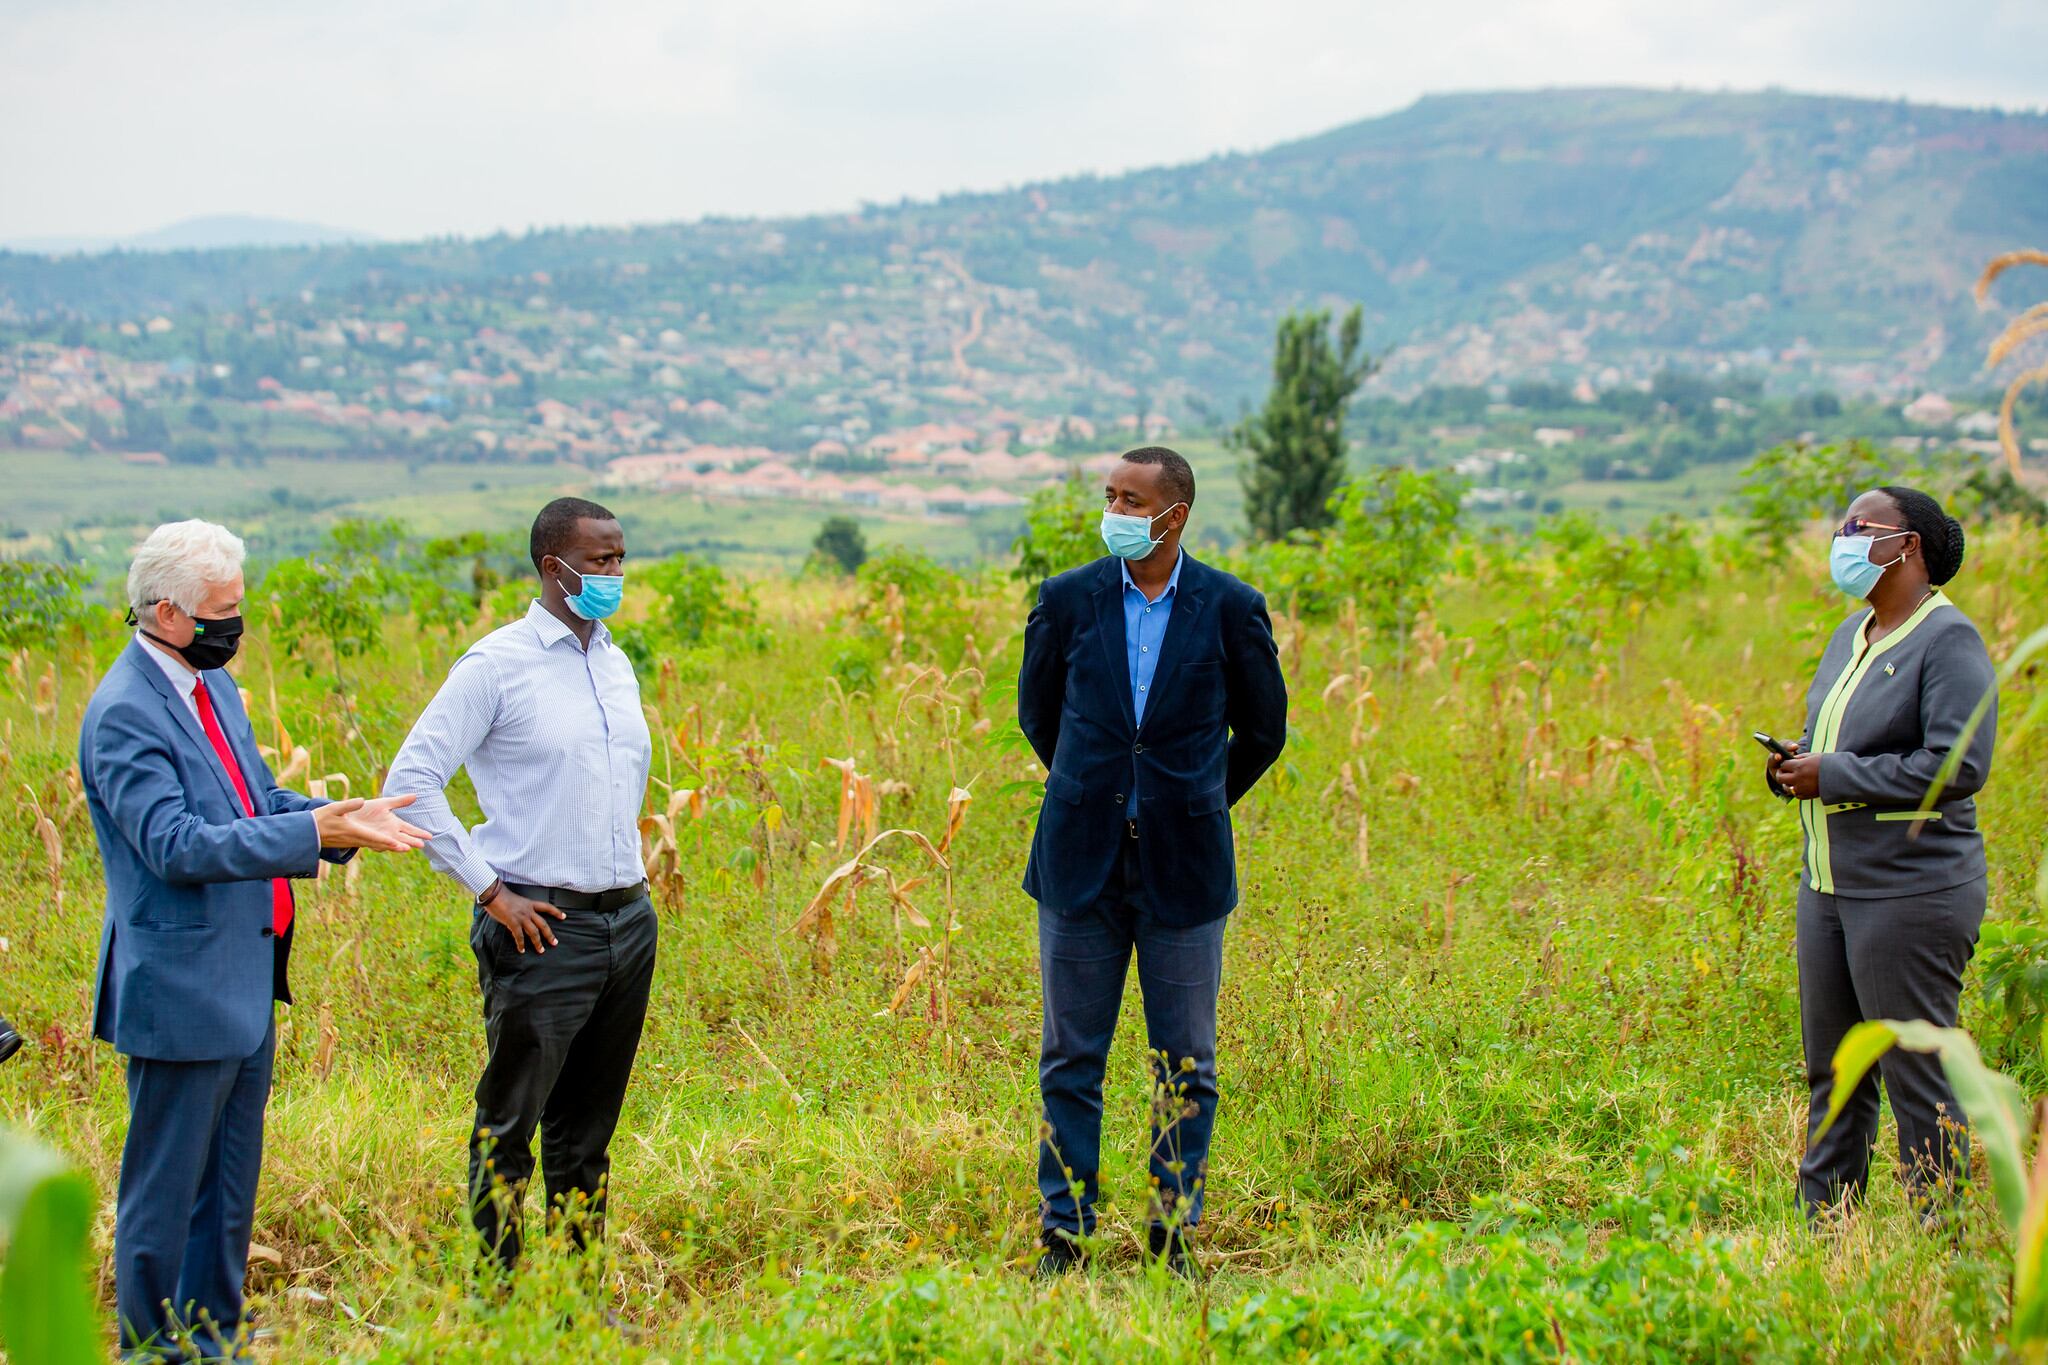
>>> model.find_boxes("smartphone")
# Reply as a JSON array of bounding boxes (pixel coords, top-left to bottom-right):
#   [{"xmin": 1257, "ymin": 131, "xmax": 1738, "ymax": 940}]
[{"xmin": 1752, "ymin": 731, "xmax": 1797, "ymax": 760}]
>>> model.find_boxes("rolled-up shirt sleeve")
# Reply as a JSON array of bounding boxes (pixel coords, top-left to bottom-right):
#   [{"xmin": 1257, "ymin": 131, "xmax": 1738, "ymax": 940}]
[{"xmin": 383, "ymin": 651, "xmax": 502, "ymax": 895}]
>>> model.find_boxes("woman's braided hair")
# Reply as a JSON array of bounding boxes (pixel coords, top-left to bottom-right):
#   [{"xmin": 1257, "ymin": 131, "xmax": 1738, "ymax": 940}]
[{"xmin": 1877, "ymin": 485, "xmax": 1966, "ymax": 586}]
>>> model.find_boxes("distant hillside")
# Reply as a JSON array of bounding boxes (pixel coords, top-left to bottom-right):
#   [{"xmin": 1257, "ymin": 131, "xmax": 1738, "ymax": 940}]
[
  {"xmin": 3, "ymin": 88, "xmax": 2045, "ymax": 408},
  {"xmin": 4, "ymin": 214, "xmax": 375, "ymax": 256}
]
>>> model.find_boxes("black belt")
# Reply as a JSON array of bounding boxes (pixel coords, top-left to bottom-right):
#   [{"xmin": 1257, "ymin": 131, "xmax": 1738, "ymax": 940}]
[{"xmin": 504, "ymin": 880, "xmax": 647, "ymax": 914}]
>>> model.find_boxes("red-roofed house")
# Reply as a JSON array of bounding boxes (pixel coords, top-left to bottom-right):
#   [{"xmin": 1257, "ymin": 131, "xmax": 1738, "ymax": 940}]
[{"xmin": 840, "ymin": 477, "xmax": 889, "ymax": 507}]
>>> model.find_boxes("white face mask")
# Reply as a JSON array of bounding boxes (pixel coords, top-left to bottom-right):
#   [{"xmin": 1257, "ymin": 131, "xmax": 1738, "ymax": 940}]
[
  {"xmin": 1100, "ymin": 503, "xmax": 1184, "ymax": 560},
  {"xmin": 1829, "ymin": 532, "xmax": 1907, "ymax": 599}
]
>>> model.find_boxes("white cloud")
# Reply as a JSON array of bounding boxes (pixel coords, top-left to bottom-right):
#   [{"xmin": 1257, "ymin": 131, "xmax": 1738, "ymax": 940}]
[{"xmin": 2, "ymin": 0, "xmax": 2042, "ymax": 240}]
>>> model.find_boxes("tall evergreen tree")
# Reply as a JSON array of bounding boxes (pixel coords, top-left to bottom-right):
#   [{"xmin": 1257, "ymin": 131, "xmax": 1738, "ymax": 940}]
[{"xmin": 1234, "ymin": 305, "xmax": 1376, "ymax": 541}]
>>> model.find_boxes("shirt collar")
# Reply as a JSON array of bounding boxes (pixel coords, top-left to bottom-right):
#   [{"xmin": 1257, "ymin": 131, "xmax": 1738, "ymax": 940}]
[
  {"xmin": 136, "ymin": 632, "xmax": 199, "ymax": 699},
  {"xmin": 525, "ymin": 599, "xmax": 607, "ymax": 652},
  {"xmin": 1120, "ymin": 549, "xmax": 1184, "ymax": 598}
]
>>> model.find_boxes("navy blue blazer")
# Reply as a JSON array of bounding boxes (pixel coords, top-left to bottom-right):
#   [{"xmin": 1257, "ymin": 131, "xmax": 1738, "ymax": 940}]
[
  {"xmin": 80, "ymin": 640, "xmax": 351, "ymax": 1062},
  {"xmin": 1018, "ymin": 553, "xmax": 1288, "ymax": 926}
]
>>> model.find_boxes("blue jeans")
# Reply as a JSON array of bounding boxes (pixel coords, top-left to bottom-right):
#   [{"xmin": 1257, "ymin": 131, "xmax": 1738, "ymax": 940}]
[{"xmin": 1037, "ymin": 839, "xmax": 1227, "ymax": 1240}]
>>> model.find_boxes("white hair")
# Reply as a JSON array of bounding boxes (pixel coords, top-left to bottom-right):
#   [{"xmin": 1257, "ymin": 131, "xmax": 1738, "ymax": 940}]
[{"xmin": 127, "ymin": 520, "xmax": 247, "ymax": 614}]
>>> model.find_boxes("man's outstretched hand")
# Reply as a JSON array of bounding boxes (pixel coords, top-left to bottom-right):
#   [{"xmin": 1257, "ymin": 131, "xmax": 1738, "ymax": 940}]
[{"xmin": 312, "ymin": 794, "xmax": 431, "ymax": 852}]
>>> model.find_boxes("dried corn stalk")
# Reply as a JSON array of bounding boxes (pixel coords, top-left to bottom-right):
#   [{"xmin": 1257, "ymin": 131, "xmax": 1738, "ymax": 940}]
[
  {"xmin": 314, "ymin": 1001, "xmax": 338, "ymax": 1081},
  {"xmin": 878, "ymin": 947, "xmax": 936, "ymax": 1017},
  {"xmin": 791, "ymin": 827, "xmax": 949, "ymax": 977},
  {"xmin": 937, "ymin": 784, "xmax": 973, "ymax": 855},
  {"xmin": 1976, "ymin": 250, "xmax": 2048, "ymax": 477},
  {"xmin": 21, "ymin": 785, "xmax": 61, "ymax": 910}
]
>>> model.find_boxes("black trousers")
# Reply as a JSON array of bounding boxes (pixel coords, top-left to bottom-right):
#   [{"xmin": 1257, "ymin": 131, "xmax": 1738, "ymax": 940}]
[
  {"xmin": 1797, "ymin": 876, "xmax": 1984, "ymax": 1212},
  {"xmin": 468, "ymin": 892, "xmax": 658, "ymax": 1268}
]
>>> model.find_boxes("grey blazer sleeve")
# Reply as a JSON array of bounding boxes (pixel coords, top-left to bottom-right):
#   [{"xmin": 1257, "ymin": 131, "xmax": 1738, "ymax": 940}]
[{"xmin": 1818, "ymin": 624, "xmax": 1997, "ymax": 806}]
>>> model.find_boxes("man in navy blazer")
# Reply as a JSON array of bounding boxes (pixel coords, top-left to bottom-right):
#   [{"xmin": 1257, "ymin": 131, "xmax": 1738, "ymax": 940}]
[
  {"xmin": 1018, "ymin": 447, "xmax": 1288, "ymax": 1274},
  {"xmin": 80, "ymin": 520, "xmax": 426, "ymax": 1362}
]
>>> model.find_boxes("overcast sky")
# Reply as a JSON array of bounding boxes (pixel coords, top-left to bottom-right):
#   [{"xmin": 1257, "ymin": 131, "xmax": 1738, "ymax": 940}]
[{"xmin": 3, "ymin": 0, "xmax": 2043, "ymax": 242}]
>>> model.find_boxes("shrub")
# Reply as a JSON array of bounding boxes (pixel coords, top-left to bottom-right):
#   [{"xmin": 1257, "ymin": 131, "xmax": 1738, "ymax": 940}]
[
  {"xmin": 1011, "ymin": 470, "xmax": 1097, "ymax": 586},
  {"xmin": 638, "ymin": 553, "xmax": 762, "ymax": 648},
  {"xmin": 1237, "ymin": 466, "xmax": 1464, "ymax": 650},
  {"xmin": 811, "ymin": 516, "xmax": 868, "ymax": 577}
]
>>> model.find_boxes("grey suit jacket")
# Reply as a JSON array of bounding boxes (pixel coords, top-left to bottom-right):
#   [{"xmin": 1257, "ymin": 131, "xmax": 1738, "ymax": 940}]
[{"xmin": 1798, "ymin": 591, "xmax": 1996, "ymax": 898}]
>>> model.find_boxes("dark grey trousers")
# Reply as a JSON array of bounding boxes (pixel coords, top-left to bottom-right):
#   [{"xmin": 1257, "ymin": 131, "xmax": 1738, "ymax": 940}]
[
  {"xmin": 468, "ymin": 894, "xmax": 658, "ymax": 1268},
  {"xmin": 1797, "ymin": 876, "xmax": 1985, "ymax": 1212}
]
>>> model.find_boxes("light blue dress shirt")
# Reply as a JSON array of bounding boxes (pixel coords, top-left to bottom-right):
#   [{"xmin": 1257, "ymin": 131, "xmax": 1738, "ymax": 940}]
[
  {"xmin": 1121, "ymin": 551, "xmax": 1181, "ymax": 830},
  {"xmin": 1122, "ymin": 550, "xmax": 1182, "ymax": 726},
  {"xmin": 384, "ymin": 601, "xmax": 652, "ymax": 895}
]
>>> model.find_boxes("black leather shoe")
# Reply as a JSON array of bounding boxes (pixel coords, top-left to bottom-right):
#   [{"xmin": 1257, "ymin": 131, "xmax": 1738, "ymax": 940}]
[
  {"xmin": 1146, "ymin": 1224, "xmax": 1192, "ymax": 1275},
  {"xmin": 1034, "ymin": 1234, "xmax": 1086, "ymax": 1278},
  {"xmin": 0, "ymin": 1017, "xmax": 20, "ymax": 1066}
]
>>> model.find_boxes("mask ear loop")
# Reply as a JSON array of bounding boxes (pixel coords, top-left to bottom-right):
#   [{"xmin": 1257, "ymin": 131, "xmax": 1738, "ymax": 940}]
[
  {"xmin": 1870, "ymin": 529, "xmax": 1913, "ymax": 573},
  {"xmin": 1147, "ymin": 502, "xmax": 1188, "ymax": 546}
]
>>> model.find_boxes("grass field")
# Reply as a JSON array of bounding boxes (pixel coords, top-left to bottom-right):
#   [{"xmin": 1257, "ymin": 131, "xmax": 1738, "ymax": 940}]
[
  {"xmin": 0, "ymin": 440, "xmax": 1755, "ymax": 584},
  {"xmin": 2, "ymin": 503, "xmax": 2044, "ymax": 1361}
]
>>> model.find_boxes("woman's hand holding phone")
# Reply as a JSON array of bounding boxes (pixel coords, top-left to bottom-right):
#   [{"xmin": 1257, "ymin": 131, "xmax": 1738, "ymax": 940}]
[{"xmin": 1756, "ymin": 731, "xmax": 1808, "ymax": 799}]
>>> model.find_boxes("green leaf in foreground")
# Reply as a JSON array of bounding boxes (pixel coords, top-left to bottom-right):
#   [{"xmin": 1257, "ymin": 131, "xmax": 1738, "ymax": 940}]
[
  {"xmin": 1821, "ymin": 1020, "xmax": 2031, "ymax": 1235},
  {"xmin": 0, "ymin": 1129, "xmax": 101, "ymax": 1365}
]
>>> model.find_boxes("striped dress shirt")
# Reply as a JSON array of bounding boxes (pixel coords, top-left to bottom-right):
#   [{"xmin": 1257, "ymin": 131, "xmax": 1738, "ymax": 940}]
[{"xmin": 384, "ymin": 601, "xmax": 652, "ymax": 896}]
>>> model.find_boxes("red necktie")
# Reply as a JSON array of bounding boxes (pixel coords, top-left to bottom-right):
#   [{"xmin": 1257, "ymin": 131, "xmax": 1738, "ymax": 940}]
[{"xmin": 191, "ymin": 678, "xmax": 295, "ymax": 937}]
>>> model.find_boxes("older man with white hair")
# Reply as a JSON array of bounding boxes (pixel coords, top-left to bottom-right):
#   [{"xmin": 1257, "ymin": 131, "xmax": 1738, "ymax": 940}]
[{"xmin": 80, "ymin": 519, "xmax": 428, "ymax": 1363}]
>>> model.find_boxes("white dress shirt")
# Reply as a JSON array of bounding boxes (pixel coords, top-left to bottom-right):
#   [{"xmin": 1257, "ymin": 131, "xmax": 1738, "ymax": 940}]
[
  {"xmin": 137, "ymin": 633, "xmax": 202, "ymax": 723},
  {"xmin": 384, "ymin": 601, "xmax": 652, "ymax": 896}
]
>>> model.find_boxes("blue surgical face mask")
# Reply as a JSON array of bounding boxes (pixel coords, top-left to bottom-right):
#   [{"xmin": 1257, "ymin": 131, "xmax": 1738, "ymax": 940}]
[
  {"xmin": 556, "ymin": 562, "xmax": 625, "ymax": 620},
  {"xmin": 1100, "ymin": 502, "xmax": 1185, "ymax": 560},
  {"xmin": 1829, "ymin": 532, "xmax": 1906, "ymax": 599}
]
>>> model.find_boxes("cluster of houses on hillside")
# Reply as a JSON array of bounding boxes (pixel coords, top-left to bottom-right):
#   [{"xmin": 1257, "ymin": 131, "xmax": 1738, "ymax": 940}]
[
  {"xmin": 598, "ymin": 420, "xmax": 1155, "ymax": 518},
  {"xmin": 0, "ymin": 330, "xmax": 1174, "ymax": 518}
]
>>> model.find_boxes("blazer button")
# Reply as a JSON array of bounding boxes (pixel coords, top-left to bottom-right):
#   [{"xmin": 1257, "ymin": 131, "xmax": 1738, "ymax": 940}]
[
  {"xmin": 1114, "ymin": 794, "xmax": 1125, "ymax": 804},
  {"xmin": 260, "ymin": 927, "xmax": 276, "ymax": 938},
  {"xmin": 1133, "ymin": 743, "xmax": 1145, "ymax": 754}
]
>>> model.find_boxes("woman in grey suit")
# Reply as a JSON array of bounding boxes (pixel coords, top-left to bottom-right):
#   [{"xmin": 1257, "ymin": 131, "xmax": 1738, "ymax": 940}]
[{"xmin": 1769, "ymin": 486, "xmax": 1997, "ymax": 1216}]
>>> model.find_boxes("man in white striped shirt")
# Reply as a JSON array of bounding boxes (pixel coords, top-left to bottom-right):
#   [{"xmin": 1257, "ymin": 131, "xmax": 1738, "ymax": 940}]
[{"xmin": 384, "ymin": 496, "xmax": 656, "ymax": 1271}]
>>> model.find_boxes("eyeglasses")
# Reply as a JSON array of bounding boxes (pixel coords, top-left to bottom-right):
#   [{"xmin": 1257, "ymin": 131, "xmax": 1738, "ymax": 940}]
[{"xmin": 1836, "ymin": 518, "xmax": 1909, "ymax": 539}]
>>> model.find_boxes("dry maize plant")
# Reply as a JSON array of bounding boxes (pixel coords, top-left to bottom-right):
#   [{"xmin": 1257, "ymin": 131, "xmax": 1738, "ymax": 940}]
[
  {"xmin": 303, "ymin": 771, "xmax": 357, "ymax": 900},
  {"xmin": 255, "ymin": 676, "xmax": 314, "ymax": 789},
  {"xmin": 1319, "ymin": 666, "xmax": 1383, "ymax": 752},
  {"xmin": 821, "ymin": 755, "xmax": 878, "ymax": 853},
  {"xmin": 892, "ymin": 663, "xmax": 990, "ymax": 775},
  {"xmin": 19, "ymin": 783, "xmax": 62, "ymax": 915},
  {"xmin": 638, "ymin": 782, "xmax": 707, "ymax": 909},
  {"xmin": 1975, "ymin": 248, "xmax": 2048, "ymax": 477},
  {"xmin": 791, "ymin": 826, "xmax": 944, "ymax": 982},
  {"xmin": 791, "ymin": 780, "xmax": 972, "ymax": 1050}
]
